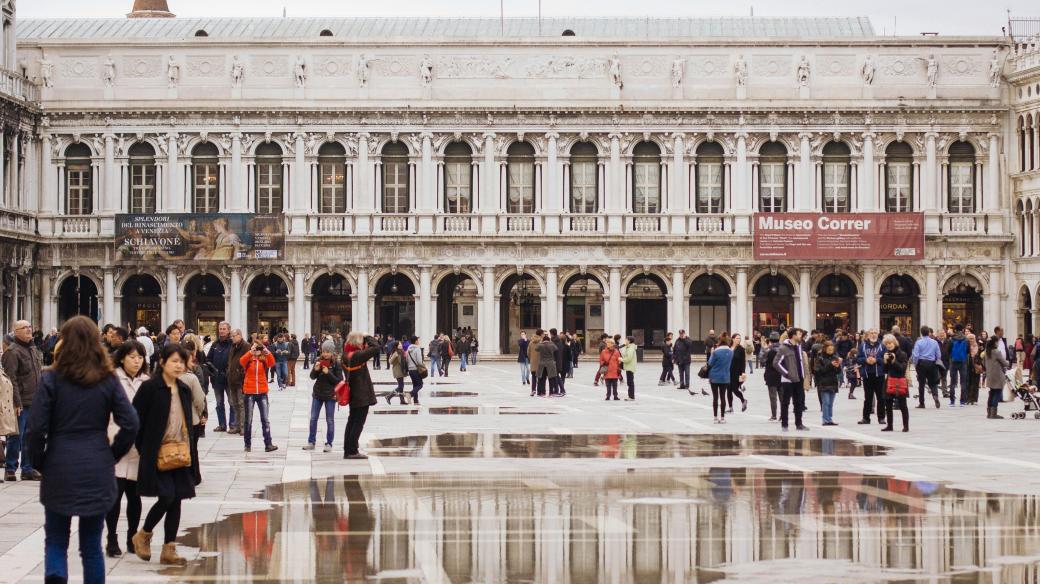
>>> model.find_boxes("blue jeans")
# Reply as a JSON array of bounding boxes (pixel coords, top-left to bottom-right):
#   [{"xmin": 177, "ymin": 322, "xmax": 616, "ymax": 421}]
[
  {"xmin": 45, "ymin": 511, "xmax": 105, "ymax": 584},
  {"xmin": 430, "ymin": 355, "xmax": 441, "ymax": 377},
  {"xmin": 408, "ymin": 370, "xmax": 424, "ymax": 401},
  {"xmin": 275, "ymin": 361, "xmax": 289, "ymax": 387},
  {"xmin": 520, "ymin": 361, "xmax": 530, "ymax": 383},
  {"xmin": 949, "ymin": 361, "xmax": 967, "ymax": 404},
  {"xmin": 243, "ymin": 394, "xmax": 273, "ymax": 448},
  {"xmin": 212, "ymin": 382, "xmax": 229, "ymax": 428},
  {"xmin": 308, "ymin": 398, "xmax": 336, "ymax": 446},
  {"xmin": 820, "ymin": 391, "xmax": 836, "ymax": 423},
  {"xmin": 460, "ymin": 353, "xmax": 469, "ymax": 371},
  {"xmin": 988, "ymin": 388, "xmax": 1003, "ymax": 409},
  {"xmin": 5, "ymin": 407, "xmax": 32, "ymax": 473}
]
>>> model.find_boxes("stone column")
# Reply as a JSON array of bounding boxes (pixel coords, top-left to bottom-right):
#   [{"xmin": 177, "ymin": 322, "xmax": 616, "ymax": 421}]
[
  {"xmin": 735, "ymin": 267, "xmax": 749, "ymax": 337},
  {"xmin": 987, "ymin": 266, "xmax": 1002, "ymax": 331},
  {"xmin": 103, "ymin": 134, "xmax": 116, "ymax": 211},
  {"xmin": 796, "ymin": 132, "xmax": 813, "ymax": 211},
  {"xmin": 481, "ymin": 266, "xmax": 498, "ymax": 355},
  {"xmin": 985, "ymin": 133, "xmax": 1001, "ymax": 214},
  {"xmin": 40, "ymin": 271, "xmax": 53, "ymax": 333},
  {"xmin": 166, "ymin": 267, "xmax": 178, "ymax": 326},
  {"xmin": 798, "ymin": 267, "xmax": 811, "ymax": 329},
  {"xmin": 229, "ymin": 267, "xmax": 242, "ymax": 329},
  {"xmin": 544, "ymin": 133, "xmax": 561, "ymax": 233},
  {"xmin": 419, "ymin": 265, "xmax": 432, "ymax": 341},
  {"xmin": 166, "ymin": 133, "xmax": 181, "ymax": 212},
  {"xmin": 607, "ymin": 133, "xmax": 623, "ymax": 233},
  {"xmin": 609, "ymin": 266, "xmax": 622, "ymax": 334},
  {"xmin": 355, "ymin": 268, "xmax": 370, "ymax": 333},
  {"xmin": 229, "ymin": 133, "xmax": 244, "ymax": 211},
  {"xmin": 924, "ymin": 132, "xmax": 939, "ymax": 233},
  {"xmin": 925, "ymin": 267, "xmax": 939, "ymax": 329},
  {"xmin": 862, "ymin": 266, "xmax": 877, "ymax": 330},
  {"xmin": 545, "ymin": 266, "xmax": 559, "ymax": 331},
  {"xmin": 102, "ymin": 269, "xmax": 115, "ymax": 326},
  {"xmin": 859, "ymin": 133, "xmax": 875, "ymax": 211},
  {"xmin": 293, "ymin": 269, "xmax": 305, "ymax": 336},
  {"xmin": 671, "ymin": 267, "xmax": 685, "ymax": 335}
]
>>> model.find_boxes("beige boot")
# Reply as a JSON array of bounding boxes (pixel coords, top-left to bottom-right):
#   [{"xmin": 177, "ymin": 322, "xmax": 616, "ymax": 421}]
[
  {"xmin": 131, "ymin": 530, "xmax": 153, "ymax": 561},
  {"xmin": 160, "ymin": 542, "xmax": 187, "ymax": 566}
]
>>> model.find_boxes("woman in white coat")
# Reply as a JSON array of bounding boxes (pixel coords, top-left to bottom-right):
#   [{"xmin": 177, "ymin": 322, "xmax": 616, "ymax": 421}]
[{"xmin": 106, "ymin": 340, "xmax": 149, "ymax": 558}]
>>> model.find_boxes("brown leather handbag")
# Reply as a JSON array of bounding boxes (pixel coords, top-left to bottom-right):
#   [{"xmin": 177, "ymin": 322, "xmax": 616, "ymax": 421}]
[{"xmin": 157, "ymin": 406, "xmax": 192, "ymax": 472}]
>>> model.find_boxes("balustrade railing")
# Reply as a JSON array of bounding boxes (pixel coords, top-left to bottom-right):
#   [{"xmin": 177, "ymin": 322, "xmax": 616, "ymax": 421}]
[
  {"xmin": 941, "ymin": 213, "xmax": 987, "ymax": 234},
  {"xmin": 504, "ymin": 214, "xmax": 536, "ymax": 233},
  {"xmin": 379, "ymin": 214, "xmax": 413, "ymax": 233},
  {"xmin": 0, "ymin": 69, "xmax": 40, "ymax": 104},
  {"xmin": 59, "ymin": 216, "xmax": 99, "ymax": 235},
  {"xmin": 630, "ymin": 214, "xmax": 662, "ymax": 233},
  {"xmin": 0, "ymin": 209, "xmax": 36, "ymax": 235},
  {"xmin": 567, "ymin": 215, "xmax": 600, "ymax": 233},
  {"xmin": 441, "ymin": 215, "xmax": 474, "ymax": 233}
]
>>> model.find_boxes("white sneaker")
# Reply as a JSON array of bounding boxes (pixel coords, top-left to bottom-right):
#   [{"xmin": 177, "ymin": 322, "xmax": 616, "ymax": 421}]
[{"xmin": 323, "ymin": 444, "xmax": 332, "ymax": 453}]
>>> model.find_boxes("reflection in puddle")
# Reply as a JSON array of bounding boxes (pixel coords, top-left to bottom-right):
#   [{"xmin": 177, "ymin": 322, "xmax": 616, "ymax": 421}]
[
  {"xmin": 367, "ymin": 433, "xmax": 888, "ymax": 458},
  {"xmin": 427, "ymin": 407, "xmax": 479, "ymax": 415},
  {"xmin": 173, "ymin": 469, "xmax": 1040, "ymax": 583},
  {"xmin": 428, "ymin": 391, "xmax": 479, "ymax": 397},
  {"xmin": 371, "ymin": 409, "xmax": 420, "ymax": 415}
]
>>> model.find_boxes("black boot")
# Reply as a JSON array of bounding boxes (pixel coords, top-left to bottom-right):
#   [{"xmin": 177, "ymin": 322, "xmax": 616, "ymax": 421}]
[
  {"xmin": 881, "ymin": 410, "xmax": 894, "ymax": 431},
  {"xmin": 126, "ymin": 535, "xmax": 135, "ymax": 555},
  {"xmin": 106, "ymin": 533, "xmax": 122, "ymax": 558}
]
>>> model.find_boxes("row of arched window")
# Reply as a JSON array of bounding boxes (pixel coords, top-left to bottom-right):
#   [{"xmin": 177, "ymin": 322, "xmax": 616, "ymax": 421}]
[
  {"xmin": 1019, "ymin": 113, "xmax": 1039, "ymax": 173},
  {"xmin": 59, "ymin": 136, "xmax": 980, "ymax": 216}
]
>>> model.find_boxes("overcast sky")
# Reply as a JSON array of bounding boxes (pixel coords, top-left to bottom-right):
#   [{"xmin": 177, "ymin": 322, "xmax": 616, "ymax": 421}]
[{"xmin": 21, "ymin": 0, "xmax": 1039, "ymax": 36}]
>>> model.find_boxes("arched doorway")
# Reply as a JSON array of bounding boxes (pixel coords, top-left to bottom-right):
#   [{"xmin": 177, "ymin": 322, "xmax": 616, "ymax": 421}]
[
  {"xmin": 816, "ymin": 274, "xmax": 857, "ymax": 335},
  {"xmin": 58, "ymin": 275, "xmax": 99, "ymax": 324},
  {"xmin": 436, "ymin": 273, "xmax": 478, "ymax": 339},
  {"xmin": 943, "ymin": 276, "xmax": 984, "ymax": 331},
  {"xmin": 185, "ymin": 274, "xmax": 226, "ymax": 338},
  {"xmin": 500, "ymin": 274, "xmax": 541, "ymax": 354},
  {"xmin": 121, "ymin": 274, "xmax": 162, "ymax": 333},
  {"xmin": 562, "ymin": 275, "xmax": 605, "ymax": 352},
  {"xmin": 1020, "ymin": 286, "xmax": 1033, "ymax": 338},
  {"xmin": 752, "ymin": 274, "xmax": 793, "ymax": 336},
  {"xmin": 248, "ymin": 274, "xmax": 289, "ymax": 337},
  {"xmin": 626, "ymin": 275, "xmax": 667, "ymax": 349},
  {"xmin": 374, "ymin": 273, "xmax": 415, "ymax": 339},
  {"xmin": 690, "ymin": 274, "xmax": 730, "ymax": 354},
  {"xmin": 311, "ymin": 274, "xmax": 352, "ymax": 339},
  {"xmin": 880, "ymin": 275, "xmax": 920, "ymax": 333}
]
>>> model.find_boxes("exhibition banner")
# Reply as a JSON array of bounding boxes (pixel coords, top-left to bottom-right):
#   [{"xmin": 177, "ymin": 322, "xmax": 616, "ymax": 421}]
[
  {"xmin": 753, "ymin": 212, "xmax": 924, "ymax": 261},
  {"xmin": 115, "ymin": 213, "xmax": 284, "ymax": 261}
]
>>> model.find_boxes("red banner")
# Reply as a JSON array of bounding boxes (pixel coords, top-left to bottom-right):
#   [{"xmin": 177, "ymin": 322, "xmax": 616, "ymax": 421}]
[{"xmin": 753, "ymin": 213, "xmax": 924, "ymax": 261}]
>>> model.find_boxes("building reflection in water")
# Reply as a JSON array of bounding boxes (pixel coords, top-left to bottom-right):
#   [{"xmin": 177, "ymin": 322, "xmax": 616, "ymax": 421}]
[{"xmin": 175, "ymin": 469, "xmax": 1040, "ymax": 583}]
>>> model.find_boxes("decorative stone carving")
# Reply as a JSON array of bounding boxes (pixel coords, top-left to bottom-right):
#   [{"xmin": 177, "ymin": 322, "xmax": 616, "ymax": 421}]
[
  {"xmin": 861, "ymin": 55, "xmax": 876, "ymax": 85},
  {"xmin": 942, "ymin": 55, "xmax": 981, "ymax": 77},
  {"xmin": 167, "ymin": 56, "xmax": 180, "ymax": 87},
  {"xmin": 186, "ymin": 56, "xmax": 225, "ymax": 78},
  {"xmin": 59, "ymin": 57, "xmax": 98, "ymax": 79},
  {"xmin": 250, "ymin": 55, "xmax": 287, "ymax": 78},
  {"xmin": 879, "ymin": 56, "xmax": 917, "ymax": 79},
  {"xmin": 608, "ymin": 54, "xmax": 623, "ymax": 89},
  {"xmin": 356, "ymin": 54, "xmax": 370, "ymax": 87},
  {"xmin": 294, "ymin": 55, "xmax": 307, "ymax": 88},
  {"xmin": 122, "ymin": 55, "xmax": 161, "ymax": 79},
  {"xmin": 39, "ymin": 55, "xmax": 54, "ymax": 87},
  {"xmin": 437, "ymin": 56, "xmax": 512, "ymax": 79},
  {"xmin": 926, "ymin": 54, "xmax": 938, "ymax": 87},
  {"xmin": 624, "ymin": 56, "xmax": 667, "ymax": 78},
  {"xmin": 313, "ymin": 56, "xmax": 351, "ymax": 77},
  {"xmin": 733, "ymin": 55, "xmax": 748, "ymax": 85},
  {"xmin": 989, "ymin": 49, "xmax": 1002, "ymax": 87},
  {"xmin": 817, "ymin": 55, "xmax": 855, "ymax": 77},
  {"xmin": 522, "ymin": 56, "xmax": 607, "ymax": 79},
  {"xmin": 102, "ymin": 55, "xmax": 116, "ymax": 86},
  {"xmin": 418, "ymin": 54, "xmax": 434, "ymax": 86},
  {"xmin": 752, "ymin": 55, "xmax": 791, "ymax": 78},
  {"xmin": 796, "ymin": 55, "xmax": 811, "ymax": 86},
  {"xmin": 230, "ymin": 55, "xmax": 245, "ymax": 87},
  {"xmin": 372, "ymin": 56, "xmax": 418, "ymax": 77},
  {"xmin": 682, "ymin": 55, "xmax": 726, "ymax": 79}
]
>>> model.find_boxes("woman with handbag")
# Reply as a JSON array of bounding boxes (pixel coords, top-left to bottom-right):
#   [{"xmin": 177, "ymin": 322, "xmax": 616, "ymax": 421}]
[
  {"xmin": 387, "ymin": 341, "xmax": 408, "ymax": 405},
  {"xmin": 598, "ymin": 339, "xmax": 622, "ymax": 400},
  {"xmin": 881, "ymin": 334, "xmax": 910, "ymax": 432},
  {"xmin": 306, "ymin": 341, "xmax": 343, "ymax": 452},
  {"xmin": 131, "ymin": 344, "xmax": 201, "ymax": 566},
  {"xmin": 727, "ymin": 334, "xmax": 750, "ymax": 413},
  {"xmin": 707, "ymin": 335, "xmax": 734, "ymax": 424},
  {"xmin": 405, "ymin": 336, "xmax": 426, "ymax": 405},
  {"xmin": 341, "ymin": 332, "xmax": 381, "ymax": 459},
  {"xmin": 27, "ymin": 317, "xmax": 139, "ymax": 584},
  {"xmin": 984, "ymin": 337, "xmax": 1010, "ymax": 419}
]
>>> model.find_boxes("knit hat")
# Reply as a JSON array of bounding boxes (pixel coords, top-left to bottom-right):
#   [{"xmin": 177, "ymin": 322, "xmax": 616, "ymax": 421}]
[{"xmin": 321, "ymin": 340, "xmax": 335, "ymax": 353}]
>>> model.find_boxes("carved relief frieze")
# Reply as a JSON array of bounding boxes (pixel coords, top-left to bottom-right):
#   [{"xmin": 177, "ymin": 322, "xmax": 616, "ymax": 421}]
[
  {"xmin": 751, "ymin": 55, "xmax": 792, "ymax": 78},
  {"xmin": 942, "ymin": 55, "xmax": 982, "ymax": 77},
  {"xmin": 313, "ymin": 56, "xmax": 352, "ymax": 77},
  {"xmin": 623, "ymin": 56, "xmax": 668, "ymax": 78},
  {"xmin": 686, "ymin": 55, "xmax": 730, "ymax": 79},
  {"xmin": 817, "ymin": 55, "xmax": 856, "ymax": 78},
  {"xmin": 878, "ymin": 55, "xmax": 921, "ymax": 80},
  {"xmin": 59, "ymin": 57, "xmax": 98, "ymax": 79},
  {"xmin": 436, "ymin": 56, "xmax": 513, "ymax": 79},
  {"xmin": 371, "ymin": 56, "xmax": 420, "ymax": 77},
  {"xmin": 186, "ymin": 56, "xmax": 226, "ymax": 78},
  {"xmin": 122, "ymin": 56, "xmax": 162, "ymax": 79},
  {"xmin": 250, "ymin": 55, "xmax": 289, "ymax": 78}
]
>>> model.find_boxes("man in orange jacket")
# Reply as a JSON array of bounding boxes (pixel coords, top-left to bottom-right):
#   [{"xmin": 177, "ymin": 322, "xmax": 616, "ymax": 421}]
[{"xmin": 239, "ymin": 340, "xmax": 279, "ymax": 453}]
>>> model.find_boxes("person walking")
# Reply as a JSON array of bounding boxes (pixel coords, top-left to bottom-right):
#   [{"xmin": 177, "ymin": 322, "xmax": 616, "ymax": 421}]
[
  {"xmin": 272, "ymin": 335, "xmax": 290, "ymax": 391},
  {"xmin": 773, "ymin": 327, "xmax": 809, "ymax": 431},
  {"xmin": 130, "ymin": 344, "xmax": 200, "ymax": 566},
  {"xmin": 239, "ymin": 340, "xmax": 279, "ymax": 453},
  {"xmin": 225, "ymin": 329, "xmax": 249, "ymax": 435},
  {"xmin": 814, "ymin": 340, "xmax": 842, "ymax": 426},
  {"xmin": 3, "ymin": 320, "xmax": 43, "ymax": 482},
  {"xmin": 621, "ymin": 336, "xmax": 638, "ymax": 401},
  {"xmin": 518, "ymin": 332, "xmax": 531, "ymax": 386},
  {"xmin": 727, "ymin": 334, "xmax": 750, "ymax": 412},
  {"xmin": 341, "ymin": 332, "xmax": 380, "ymax": 459},
  {"xmin": 762, "ymin": 332, "xmax": 782, "ymax": 420},
  {"xmin": 178, "ymin": 338, "xmax": 209, "ymax": 444},
  {"xmin": 387, "ymin": 341, "xmax": 408, "ymax": 405},
  {"xmin": 458, "ymin": 335, "xmax": 471, "ymax": 372},
  {"xmin": 439, "ymin": 333, "xmax": 454, "ymax": 377},
  {"xmin": 599, "ymin": 339, "xmax": 622, "ymax": 400},
  {"xmin": 286, "ymin": 334, "xmax": 300, "ymax": 387},
  {"xmin": 428, "ymin": 335, "xmax": 442, "ymax": 381},
  {"xmin": 105, "ymin": 341, "xmax": 149, "ymax": 558},
  {"xmin": 306, "ymin": 341, "xmax": 342, "ymax": 452},
  {"xmin": 881, "ymin": 334, "xmax": 910, "ymax": 432},
  {"xmin": 984, "ymin": 337, "xmax": 1010, "ymax": 419},
  {"xmin": 707, "ymin": 335, "xmax": 733, "ymax": 424},
  {"xmin": 856, "ymin": 329, "xmax": 887, "ymax": 425},
  {"xmin": 405, "ymin": 336, "xmax": 425, "ymax": 405},
  {"xmin": 28, "ymin": 317, "xmax": 139, "ymax": 583},
  {"xmin": 659, "ymin": 337, "xmax": 675, "ymax": 386},
  {"xmin": 206, "ymin": 322, "xmax": 233, "ymax": 432},
  {"xmin": 911, "ymin": 326, "xmax": 942, "ymax": 409},
  {"xmin": 136, "ymin": 327, "xmax": 155, "ymax": 363},
  {"xmin": 528, "ymin": 329, "xmax": 543, "ymax": 396},
  {"xmin": 534, "ymin": 334, "xmax": 559, "ymax": 397}
]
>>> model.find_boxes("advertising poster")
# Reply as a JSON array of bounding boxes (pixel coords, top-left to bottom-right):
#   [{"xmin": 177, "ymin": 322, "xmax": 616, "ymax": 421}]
[
  {"xmin": 115, "ymin": 213, "xmax": 284, "ymax": 261},
  {"xmin": 753, "ymin": 212, "xmax": 924, "ymax": 261}
]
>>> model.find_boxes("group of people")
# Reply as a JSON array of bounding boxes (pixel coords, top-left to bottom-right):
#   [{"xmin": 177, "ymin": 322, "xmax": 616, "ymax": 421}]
[{"xmin": 517, "ymin": 329, "xmax": 585, "ymax": 397}]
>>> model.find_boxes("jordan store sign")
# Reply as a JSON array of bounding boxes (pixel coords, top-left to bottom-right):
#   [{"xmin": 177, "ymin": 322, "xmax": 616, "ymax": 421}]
[{"xmin": 753, "ymin": 212, "xmax": 925, "ymax": 261}]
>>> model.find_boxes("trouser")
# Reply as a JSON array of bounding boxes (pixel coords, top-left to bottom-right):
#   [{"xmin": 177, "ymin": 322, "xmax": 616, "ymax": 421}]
[
  {"xmin": 780, "ymin": 382, "xmax": 805, "ymax": 428},
  {"xmin": 441, "ymin": 357, "xmax": 451, "ymax": 376},
  {"xmin": 471, "ymin": 352, "xmax": 478, "ymax": 364},
  {"xmin": 820, "ymin": 391, "xmax": 836, "ymax": 423},
  {"xmin": 343, "ymin": 406, "xmax": 370, "ymax": 455},
  {"xmin": 557, "ymin": 374, "xmax": 567, "ymax": 395},
  {"xmin": 677, "ymin": 363, "xmax": 690, "ymax": 388},
  {"xmin": 625, "ymin": 371, "xmax": 635, "ymax": 399},
  {"xmin": 727, "ymin": 380, "xmax": 745, "ymax": 408},
  {"xmin": 967, "ymin": 370, "xmax": 981, "ymax": 404},
  {"xmin": 537, "ymin": 373, "xmax": 558, "ymax": 396},
  {"xmin": 460, "ymin": 353, "xmax": 469, "ymax": 371},
  {"xmin": 886, "ymin": 397, "xmax": 909, "ymax": 430},
  {"xmin": 105, "ymin": 478, "xmax": 141, "ymax": 542},
  {"xmin": 915, "ymin": 360, "xmax": 940, "ymax": 407},
  {"xmin": 711, "ymin": 383, "xmax": 727, "ymax": 418},
  {"xmin": 308, "ymin": 398, "xmax": 336, "ymax": 446},
  {"xmin": 520, "ymin": 361, "xmax": 530, "ymax": 384},
  {"xmin": 862, "ymin": 377, "xmax": 886, "ymax": 423},
  {"xmin": 987, "ymin": 387, "xmax": 1003, "ymax": 409},
  {"xmin": 5, "ymin": 407, "xmax": 32, "ymax": 473},
  {"xmin": 767, "ymin": 385, "xmax": 780, "ymax": 418},
  {"xmin": 408, "ymin": 371, "xmax": 424, "ymax": 402},
  {"xmin": 747, "ymin": 359, "xmax": 754, "ymax": 373},
  {"xmin": 228, "ymin": 384, "xmax": 245, "ymax": 432},
  {"xmin": 275, "ymin": 361, "xmax": 289, "ymax": 388},
  {"xmin": 212, "ymin": 382, "xmax": 230, "ymax": 428},
  {"xmin": 243, "ymin": 394, "xmax": 273, "ymax": 448},
  {"xmin": 373, "ymin": 351, "xmax": 381, "ymax": 369},
  {"xmin": 430, "ymin": 355, "xmax": 441, "ymax": 377},
  {"xmin": 287, "ymin": 359, "xmax": 298, "ymax": 386},
  {"xmin": 45, "ymin": 511, "xmax": 104, "ymax": 584},
  {"xmin": 303, "ymin": 351, "xmax": 311, "ymax": 369},
  {"xmin": 605, "ymin": 378, "xmax": 619, "ymax": 399},
  {"xmin": 659, "ymin": 363, "xmax": 675, "ymax": 383},
  {"xmin": 143, "ymin": 496, "xmax": 182, "ymax": 544},
  {"xmin": 594, "ymin": 365, "xmax": 603, "ymax": 385},
  {"xmin": 949, "ymin": 361, "xmax": 967, "ymax": 404}
]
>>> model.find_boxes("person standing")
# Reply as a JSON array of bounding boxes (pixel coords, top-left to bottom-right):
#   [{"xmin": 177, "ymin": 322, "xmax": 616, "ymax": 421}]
[
  {"xmin": 593, "ymin": 334, "xmax": 609, "ymax": 386},
  {"xmin": 105, "ymin": 341, "xmax": 149, "ymax": 558},
  {"xmin": 136, "ymin": 328, "xmax": 155, "ymax": 363},
  {"xmin": 206, "ymin": 322, "xmax": 233, "ymax": 432},
  {"xmin": 28, "ymin": 317, "xmax": 139, "ymax": 583},
  {"xmin": 762, "ymin": 333, "xmax": 782, "ymax": 421},
  {"xmin": 387, "ymin": 341, "xmax": 407, "ymax": 405},
  {"xmin": 3, "ymin": 320, "xmax": 43, "ymax": 482},
  {"xmin": 773, "ymin": 327, "xmax": 809, "ymax": 431},
  {"xmin": 881, "ymin": 334, "xmax": 910, "ymax": 432},
  {"xmin": 306, "ymin": 341, "xmax": 342, "ymax": 452},
  {"xmin": 707, "ymin": 335, "xmax": 733, "ymax": 424},
  {"xmin": 599, "ymin": 339, "xmax": 622, "ymax": 400},
  {"xmin": 428, "ymin": 335, "xmax": 442, "ymax": 381},
  {"xmin": 272, "ymin": 335, "xmax": 290, "ymax": 390},
  {"xmin": 301, "ymin": 334, "xmax": 313, "ymax": 370},
  {"xmin": 659, "ymin": 337, "xmax": 675, "ymax": 386},
  {"xmin": 405, "ymin": 336, "xmax": 425, "ymax": 405},
  {"xmin": 517, "ymin": 332, "xmax": 531, "ymax": 386},
  {"xmin": 727, "ymin": 334, "xmax": 750, "ymax": 412},
  {"xmin": 528, "ymin": 329, "xmax": 543, "ymax": 396},
  {"xmin": 458, "ymin": 335, "xmax": 471, "ymax": 372},
  {"xmin": 287, "ymin": 334, "xmax": 300, "ymax": 387},
  {"xmin": 225, "ymin": 329, "xmax": 249, "ymax": 435},
  {"xmin": 984, "ymin": 337, "xmax": 1010, "ymax": 419},
  {"xmin": 239, "ymin": 341, "xmax": 279, "ymax": 453},
  {"xmin": 551, "ymin": 329, "xmax": 569, "ymax": 396},
  {"xmin": 704, "ymin": 329, "xmax": 717, "ymax": 360},
  {"xmin": 911, "ymin": 326, "xmax": 942, "ymax": 409},
  {"xmin": 621, "ymin": 336, "xmax": 638, "ymax": 401},
  {"xmin": 856, "ymin": 329, "xmax": 887, "ymax": 425},
  {"xmin": 673, "ymin": 330, "xmax": 693, "ymax": 389},
  {"xmin": 341, "ymin": 332, "xmax": 380, "ymax": 459},
  {"xmin": 534, "ymin": 334, "xmax": 559, "ymax": 397},
  {"xmin": 813, "ymin": 340, "xmax": 842, "ymax": 426},
  {"xmin": 131, "ymin": 344, "xmax": 200, "ymax": 566}
]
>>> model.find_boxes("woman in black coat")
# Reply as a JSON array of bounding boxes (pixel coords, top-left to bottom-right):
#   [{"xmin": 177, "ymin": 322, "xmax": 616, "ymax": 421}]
[
  {"xmin": 27, "ymin": 316, "xmax": 139, "ymax": 584},
  {"xmin": 131, "ymin": 344, "xmax": 201, "ymax": 567},
  {"xmin": 727, "ymin": 334, "xmax": 749, "ymax": 412},
  {"xmin": 341, "ymin": 332, "xmax": 381, "ymax": 460}
]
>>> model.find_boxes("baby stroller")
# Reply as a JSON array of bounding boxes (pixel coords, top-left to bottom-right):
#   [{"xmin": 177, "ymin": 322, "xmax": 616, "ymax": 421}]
[{"xmin": 1005, "ymin": 370, "xmax": 1040, "ymax": 420}]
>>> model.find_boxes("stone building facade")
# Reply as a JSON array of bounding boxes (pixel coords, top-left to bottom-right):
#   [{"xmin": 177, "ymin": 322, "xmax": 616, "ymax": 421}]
[{"xmin": 0, "ymin": 3, "xmax": 1029, "ymax": 354}]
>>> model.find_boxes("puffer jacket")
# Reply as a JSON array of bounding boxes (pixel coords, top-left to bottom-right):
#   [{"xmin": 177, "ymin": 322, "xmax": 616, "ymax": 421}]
[
  {"xmin": 240, "ymin": 351, "xmax": 275, "ymax": 395},
  {"xmin": 598, "ymin": 348, "xmax": 622, "ymax": 380}
]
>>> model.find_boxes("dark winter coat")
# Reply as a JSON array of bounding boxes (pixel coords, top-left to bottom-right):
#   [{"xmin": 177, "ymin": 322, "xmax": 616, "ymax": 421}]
[
  {"xmin": 729, "ymin": 345, "xmax": 747, "ymax": 380},
  {"xmin": 517, "ymin": 338, "xmax": 530, "ymax": 363},
  {"xmin": 288, "ymin": 339, "xmax": 301, "ymax": 360},
  {"xmin": 132, "ymin": 376, "xmax": 202, "ymax": 498},
  {"xmin": 883, "ymin": 349, "xmax": 909, "ymax": 379},
  {"xmin": 763, "ymin": 346, "xmax": 781, "ymax": 387},
  {"xmin": 672, "ymin": 337, "xmax": 693, "ymax": 365},
  {"xmin": 310, "ymin": 360, "xmax": 344, "ymax": 401},
  {"xmin": 206, "ymin": 337, "xmax": 232, "ymax": 389},
  {"xmin": 535, "ymin": 341, "xmax": 559, "ymax": 378},
  {"xmin": 813, "ymin": 354, "xmax": 842, "ymax": 392},
  {"xmin": 2, "ymin": 338, "xmax": 42, "ymax": 409},
  {"xmin": 27, "ymin": 371, "xmax": 139, "ymax": 517},
  {"xmin": 227, "ymin": 340, "xmax": 251, "ymax": 389},
  {"xmin": 342, "ymin": 339, "xmax": 380, "ymax": 409}
]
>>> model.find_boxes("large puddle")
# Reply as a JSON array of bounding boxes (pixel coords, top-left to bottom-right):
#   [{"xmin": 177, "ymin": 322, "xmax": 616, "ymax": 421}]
[
  {"xmin": 366, "ymin": 432, "xmax": 888, "ymax": 458},
  {"xmin": 172, "ymin": 469, "xmax": 1040, "ymax": 583}
]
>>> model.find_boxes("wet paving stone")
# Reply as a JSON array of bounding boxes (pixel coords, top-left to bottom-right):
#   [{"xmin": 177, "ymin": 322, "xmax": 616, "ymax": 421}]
[
  {"xmin": 365, "ymin": 432, "xmax": 889, "ymax": 458},
  {"xmin": 428, "ymin": 391, "xmax": 479, "ymax": 397},
  {"xmin": 170, "ymin": 468, "xmax": 1040, "ymax": 583},
  {"xmin": 427, "ymin": 407, "xmax": 480, "ymax": 415}
]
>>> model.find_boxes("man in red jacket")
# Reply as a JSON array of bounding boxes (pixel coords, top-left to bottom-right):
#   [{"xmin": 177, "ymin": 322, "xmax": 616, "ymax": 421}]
[{"xmin": 239, "ymin": 340, "xmax": 279, "ymax": 453}]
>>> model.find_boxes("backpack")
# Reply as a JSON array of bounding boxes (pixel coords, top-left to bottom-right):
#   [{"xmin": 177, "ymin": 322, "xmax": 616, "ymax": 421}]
[{"xmin": 950, "ymin": 338, "xmax": 968, "ymax": 362}]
